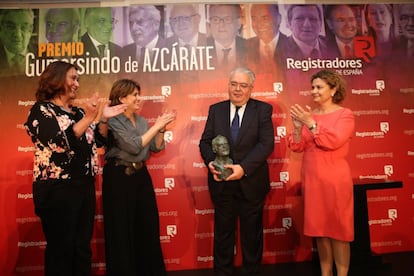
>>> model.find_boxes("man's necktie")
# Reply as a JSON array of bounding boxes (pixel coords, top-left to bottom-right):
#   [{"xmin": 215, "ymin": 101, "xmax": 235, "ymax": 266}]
[
  {"xmin": 231, "ymin": 106, "xmax": 241, "ymax": 142},
  {"xmin": 263, "ymin": 44, "xmax": 272, "ymax": 59},
  {"xmin": 222, "ymin": 48, "xmax": 231, "ymax": 66},
  {"xmin": 137, "ymin": 46, "xmax": 146, "ymax": 61},
  {"xmin": 344, "ymin": 45, "xmax": 353, "ymax": 59},
  {"xmin": 310, "ymin": 48, "xmax": 319, "ymax": 59},
  {"xmin": 182, "ymin": 44, "xmax": 198, "ymax": 82},
  {"xmin": 10, "ymin": 54, "xmax": 25, "ymax": 73},
  {"xmin": 98, "ymin": 44, "xmax": 106, "ymax": 58}
]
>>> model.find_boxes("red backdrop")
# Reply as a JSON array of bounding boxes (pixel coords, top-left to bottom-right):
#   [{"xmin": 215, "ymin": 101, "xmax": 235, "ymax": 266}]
[{"xmin": 0, "ymin": 3, "xmax": 413, "ymax": 275}]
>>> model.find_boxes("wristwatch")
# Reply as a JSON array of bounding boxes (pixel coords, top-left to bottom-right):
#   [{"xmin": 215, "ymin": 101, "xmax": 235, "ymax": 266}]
[{"xmin": 309, "ymin": 123, "xmax": 316, "ymax": 131}]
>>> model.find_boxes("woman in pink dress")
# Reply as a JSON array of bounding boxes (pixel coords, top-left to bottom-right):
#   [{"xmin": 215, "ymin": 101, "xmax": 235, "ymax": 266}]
[{"xmin": 288, "ymin": 69, "xmax": 355, "ymax": 276}]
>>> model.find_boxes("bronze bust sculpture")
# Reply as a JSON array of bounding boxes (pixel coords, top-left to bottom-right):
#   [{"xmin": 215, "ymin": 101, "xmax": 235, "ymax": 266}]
[{"xmin": 212, "ymin": 135, "xmax": 233, "ymax": 180}]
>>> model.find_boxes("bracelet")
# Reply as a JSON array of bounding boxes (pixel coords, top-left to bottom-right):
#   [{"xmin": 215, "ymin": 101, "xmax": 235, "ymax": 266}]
[{"xmin": 308, "ymin": 123, "xmax": 316, "ymax": 131}]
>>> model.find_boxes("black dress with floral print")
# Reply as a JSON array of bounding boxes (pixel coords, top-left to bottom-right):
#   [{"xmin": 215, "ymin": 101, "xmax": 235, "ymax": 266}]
[{"xmin": 25, "ymin": 101, "xmax": 101, "ymax": 181}]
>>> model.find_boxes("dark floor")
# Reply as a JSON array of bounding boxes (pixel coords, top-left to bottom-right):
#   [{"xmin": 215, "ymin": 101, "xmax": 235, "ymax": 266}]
[{"xmin": 169, "ymin": 251, "xmax": 414, "ymax": 276}]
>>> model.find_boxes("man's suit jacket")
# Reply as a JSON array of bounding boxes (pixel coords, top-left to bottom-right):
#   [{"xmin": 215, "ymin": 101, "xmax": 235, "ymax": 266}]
[
  {"xmin": 80, "ymin": 33, "xmax": 123, "ymax": 58},
  {"xmin": 122, "ymin": 36, "xmax": 167, "ymax": 87},
  {"xmin": 123, "ymin": 36, "xmax": 167, "ymax": 58},
  {"xmin": 393, "ymin": 36, "xmax": 414, "ymax": 62},
  {"xmin": 122, "ymin": 36, "xmax": 166, "ymax": 66},
  {"xmin": 164, "ymin": 32, "xmax": 207, "ymax": 84},
  {"xmin": 0, "ymin": 43, "xmax": 12, "ymax": 76},
  {"xmin": 245, "ymin": 32, "xmax": 288, "ymax": 80},
  {"xmin": 206, "ymin": 36, "xmax": 247, "ymax": 72},
  {"xmin": 199, "ymin": 99, "xmax": 274, "ymax": 202},
  {"xmin": 325, "ymin": 39, "xmax": 342, "ymax": 58},
  {"xmin": 0, "ymin": 41, "xmax": 36, "ymax": 77},
  {"xmin": 388, "ymin": 36, "xmax": 414, "ymax": 75},
  {"xmin": 325, "ymin": 36, "xmax": 358, "ymax": 59},
  {"xmin": 281, "ymin": 35, "xmax": 329, "ymax": 59}
]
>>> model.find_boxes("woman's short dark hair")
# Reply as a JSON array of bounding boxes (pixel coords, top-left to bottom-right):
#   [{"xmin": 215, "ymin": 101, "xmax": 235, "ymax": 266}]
[
  {"xmin": 311, "ymin": 70, "xmax": 346, "ymax": 104},
  {"xmin": 109, "ymin": 79, "xmax": 141, "ymax": 106},
  {"xmin": 35, "ymin": 61, "xmax": 77, "ymax": 102}
]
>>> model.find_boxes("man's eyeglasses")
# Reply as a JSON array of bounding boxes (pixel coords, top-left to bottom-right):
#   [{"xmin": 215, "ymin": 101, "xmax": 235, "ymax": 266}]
[
  {"xmin": 94, "ymin": 17, "xmax": 118, "ymax": 28},
  {"xmin": 170, "ymin": 14, "xmax": 197, "ymax": 24},
  {"xmin": 229, "ymin": 81, "xmax": 251, "ymax": 90},
  {"xmin": 2, "ymin": 22, "xmax": 33, "ymax": 33},
  {"xmin": 129, "ymin": 19, "xmax": 151, "ymax": 28},
  {"xmin": 251, "ymin": 15, "xmax": 271, "ymax": 23},
  {"xmin": 332, "ymin": 17, "xmax": 356, "ymax": 24},
  {"xmin": 46, "ymin": 21, "xmax": 70, "ymax": 31},
  {"xmin": 400, "ymin": 15, "xmax": 414, "ymax": 24},
  {"xmin": 293, "ymin": 16, "xmax": 320, "ymax": 24},
  {"xmin": 209, "ymin": 16, "xmax": 235, "ymax": 25}
]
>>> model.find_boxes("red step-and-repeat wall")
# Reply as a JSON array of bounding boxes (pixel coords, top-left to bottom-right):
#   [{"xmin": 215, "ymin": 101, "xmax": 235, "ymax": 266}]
[{"xmin": 0, "ymin": 3, "xmax": 413, "ymax": 275}]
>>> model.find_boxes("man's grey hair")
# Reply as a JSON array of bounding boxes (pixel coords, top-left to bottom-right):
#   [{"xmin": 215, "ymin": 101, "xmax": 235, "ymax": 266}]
[
  {"xmin": 129, "ymin": 5, "xmax": 161, "ymax": 22},
  {"xmin": 229, "ymin": 67, "xmax": 256, "ymax": 85}
]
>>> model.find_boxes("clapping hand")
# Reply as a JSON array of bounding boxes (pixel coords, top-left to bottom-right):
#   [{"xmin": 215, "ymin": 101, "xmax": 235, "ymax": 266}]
[
  {"xmin": 290, "ymin": 104, "xmax": 313, "ymax": 128},
  {"xmin": 155, "ymin": 110, "xmax": 177, "ymax": 131},
  {"xmin": 101, "ymin": 101, "xmax": 128, "ymax": 120}
]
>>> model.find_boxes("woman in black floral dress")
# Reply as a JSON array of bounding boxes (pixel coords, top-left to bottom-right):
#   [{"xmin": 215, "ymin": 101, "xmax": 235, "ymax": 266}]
[{"xmin": 24, "ymin": 61, "xmax": 126, "ymax": 275}]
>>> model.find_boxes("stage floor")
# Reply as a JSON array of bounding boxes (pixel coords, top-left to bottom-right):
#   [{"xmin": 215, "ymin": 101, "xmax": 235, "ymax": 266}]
[{"xmin": 168, "ymin": 251, "xmax": 414, "ymax": 276}]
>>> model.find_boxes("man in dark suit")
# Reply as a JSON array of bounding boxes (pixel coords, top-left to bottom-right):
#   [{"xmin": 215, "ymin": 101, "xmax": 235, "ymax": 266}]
[
  {"xmin": 207, "ymin": 4, "xmax": 247, "ymax": 75},
  {"xmin": 0, "ymin": 9, "xmax": 35, "ymax": 77},
  {"xmin": 325, "ymin": 5, "xmax": 358, "ymax": 59},
  {"xmin": 80, "ymin": 7, "xmax": 122, "ymax": 58},
  {"xmin": 123, "ymin": 5, "xmax": 166, "ymax": 86},
  {"xmin": 166, "ymin": 4, "xmax": 207, "ymax": 47},
  {"xmin": 165, "ymin": 4, "xmax": 207, "ymax": 83},
  {"xmin": 199, "ymin": 67, "xmax": 274, "ymax": 275},
  {"xmin": 395, "ymin": 4, "xmax": 414, "ymax": 60},
  {"xmin": 40, "ymin": 8, "xmax": 81, "ymax": 60},
  {"xmin": 44, "ymin": 8, "xmax": 80, "ymax": 43},
  {"xmin": 390, "ymin": 4, "xmax": 414, "ymax": 78},
  {"xmin": 246, "ymin": 4, "xmax": 288, "ymax": 81},
  {"xmin": 283, "ymin": 4, "xmax": 329, "ymax": 59}
]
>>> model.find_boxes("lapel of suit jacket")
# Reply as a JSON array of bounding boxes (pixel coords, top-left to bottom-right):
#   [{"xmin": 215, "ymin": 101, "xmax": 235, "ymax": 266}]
[
  {"xmin": 318, "ymin": 36, "xmax": 329, "ymax": 57},
  {"xmin": 250, "ymin": 37, "xmax": 260, "ymax": 61},
  {"xmin": 222, "ymin": 101, "xmax": 232, "ymax": 140},
  {"xmin": 235, "ymin": 36, "xmax": 246, "ymax": 63},
  {"xmin": 82, "ymin": 33, "xmax": 99, "ymax": 57},
  {"xmin": 197, "ymin": 32, "xmax": 207, "ymax": 46},
  {"xmin": 206, "ymin": 37, "xmax": 218, "ymax": 67}
]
